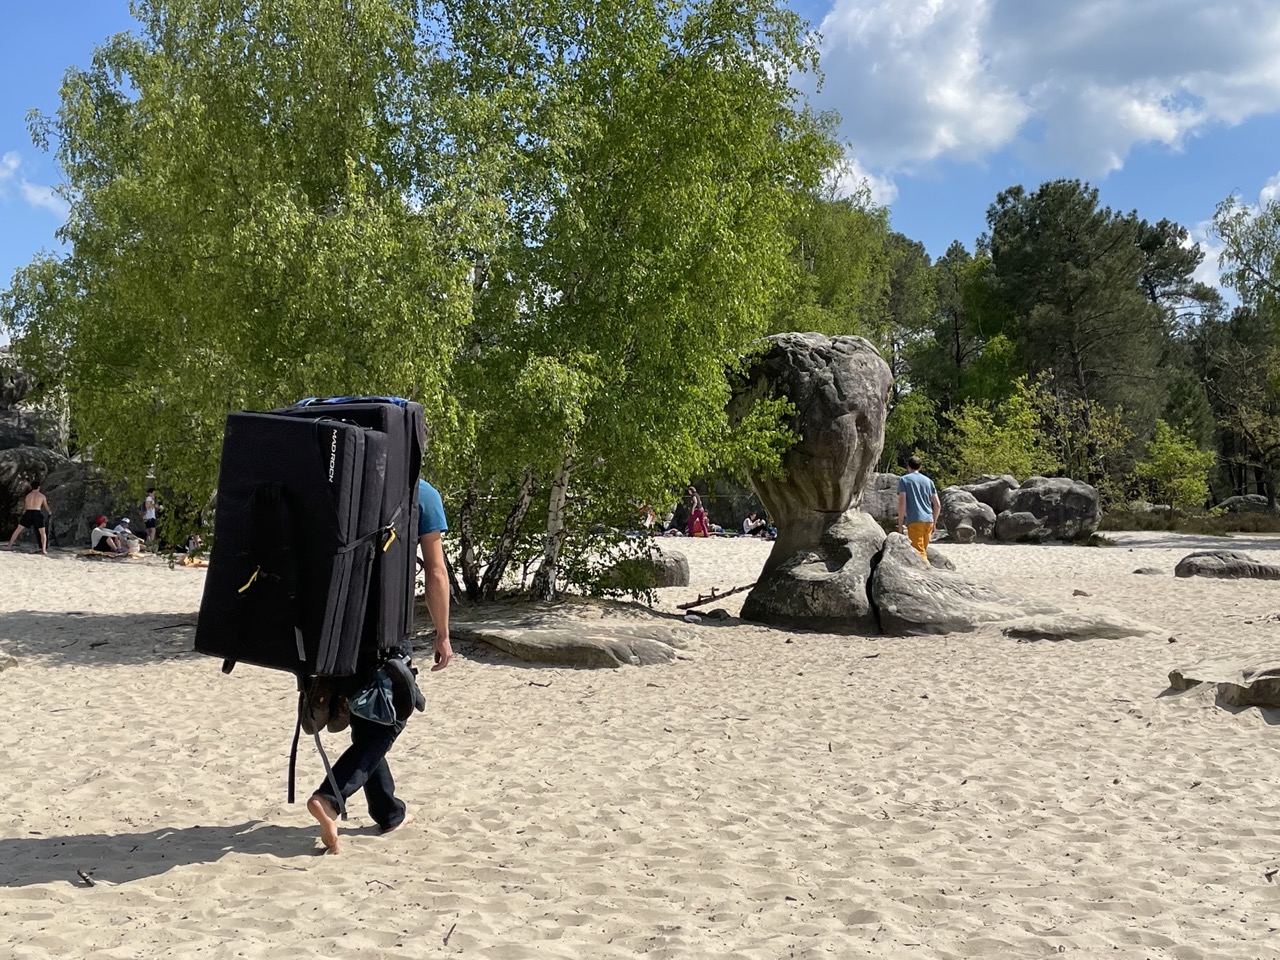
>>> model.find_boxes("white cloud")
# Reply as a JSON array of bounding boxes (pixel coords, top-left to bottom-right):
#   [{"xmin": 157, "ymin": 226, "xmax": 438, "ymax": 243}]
[
  {"xmin": 832, "ymin": 156, "xmax": 898, "ymax": 206},
  {"xmin": 19, "ymin": 182, "xmax": 70, "ymax": 218},
  {"xmin": 1188, "ymin": 167, "xmax": 1280, "ymax": 291},
  {"xmin": 0, "ymin": 151, "xmax": 18, "ymax": 183},
  {"xmin": 814, "ymin": 0, "xmax": 1280, "ymax": 175}
]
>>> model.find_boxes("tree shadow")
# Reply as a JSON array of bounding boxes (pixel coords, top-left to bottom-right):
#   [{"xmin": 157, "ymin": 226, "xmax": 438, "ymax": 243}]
[
  {"xmin": 0, "ymin": 610, "xmax": 200, "ymax": 667},
  {"xmin": 1105, "ymin": 532, "xmax": 1280, "ymax": 554},
  {"xmin": 0, "ymin": 820, "xmax": 352, "ymax": 888}
]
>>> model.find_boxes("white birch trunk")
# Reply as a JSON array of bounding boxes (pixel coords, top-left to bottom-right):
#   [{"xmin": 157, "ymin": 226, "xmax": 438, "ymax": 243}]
[{"xmin": 530, "ymin": 443, "xmax": 575, "ymax": 601}]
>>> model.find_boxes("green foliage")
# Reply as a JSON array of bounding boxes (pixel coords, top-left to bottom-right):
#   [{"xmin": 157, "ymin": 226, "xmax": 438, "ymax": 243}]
[
  {"xmin": 774, "ymin": 183, "xmax": 891, "ymax": 338},
  {"xmin": 3, "ymin": 0, "xmax": 477, "ymax": 536},
  {"xmin": 938, "ymin": 377, "xmax": 1059, "ymax": 486},
  {"xmin": 1134, "ymin": 420, "xmax": 1216, "ymax": 514},
  {"xmin": 1030, "ymin": 377, "xmax": 1133, "ymax": 500},
  {"xmin": 881, "ymin": 390, "xmax": 936, "ymax": 471}
]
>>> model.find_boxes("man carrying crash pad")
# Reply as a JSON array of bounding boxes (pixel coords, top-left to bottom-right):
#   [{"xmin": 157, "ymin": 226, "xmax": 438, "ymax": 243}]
[{"xmin": 306, "ymin": 478, "xmax": 453, "ymax": 854}]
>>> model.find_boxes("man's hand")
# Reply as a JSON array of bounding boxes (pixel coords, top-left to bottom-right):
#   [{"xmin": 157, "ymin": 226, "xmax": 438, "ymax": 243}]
[{"xmin": 432, "ymin": 634, "xmax": 453, "ymax": 671}]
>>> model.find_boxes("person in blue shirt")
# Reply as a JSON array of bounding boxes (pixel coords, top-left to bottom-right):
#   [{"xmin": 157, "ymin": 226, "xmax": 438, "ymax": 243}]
[
  {"xmin": 896, "ymin": 456, "xmax": 941, "ymax": 562},
  {"xmin": 417, "ymin": 478, "xmax": 453, "ymax": 672},
  {"xmin": 308, "ymin": 477, "xmax": 453, "ymax": 854}
]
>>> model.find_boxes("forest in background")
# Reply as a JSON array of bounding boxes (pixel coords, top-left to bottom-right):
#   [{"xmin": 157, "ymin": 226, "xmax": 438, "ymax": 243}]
[{"xmin": 3, "ymin": 0, "xmax": 1280, "ymax": 599}]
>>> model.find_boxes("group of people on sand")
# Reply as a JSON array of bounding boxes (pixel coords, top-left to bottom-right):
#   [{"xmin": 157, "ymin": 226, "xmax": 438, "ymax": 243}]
[
  {"xmin": 637, "ymin": 486, "xmax": 776, "ymax": 539},
  {"xmin": 5, "ymin": 482, "xmax": 163, "ymax": 556}
]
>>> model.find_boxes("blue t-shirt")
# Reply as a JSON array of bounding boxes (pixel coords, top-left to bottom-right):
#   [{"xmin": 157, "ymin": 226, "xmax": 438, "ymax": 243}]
[
  {"xmin": 418, "ymin": 479, "xmax": 448, "ymax": 536},
  {"xmin": 897, "ymin": 472, "xmax": 936, "ymax": 525}
]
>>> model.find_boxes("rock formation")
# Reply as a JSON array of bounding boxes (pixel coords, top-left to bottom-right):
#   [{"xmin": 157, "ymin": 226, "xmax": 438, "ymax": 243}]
[
  {"xmin": 0, "ymin": 353, "xmax": 131, "ymax": 544},
  {"xmin": 1174, "ymin": 551, "xmax": 1280, "ymax": 580},
  {"xmin": 728, "ymin": 333, "xmax": 892, "ymax": 632},
  {"xmin": 729, "ymin": 332, "xmax": 1154, "ymax": 640}
]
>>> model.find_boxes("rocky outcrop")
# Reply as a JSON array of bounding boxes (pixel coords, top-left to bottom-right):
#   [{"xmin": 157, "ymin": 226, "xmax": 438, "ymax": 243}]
[
  {"xmin": 939, "ymin": 488, "xmax": 996, "ymax": 541},
  {"xmin": 1174, "ymin": 551, "xmax": 1280, "ymax": 580},
  {"xmin": 871, "ymin": 534, "xmax": 1060, "ymax": 635},
  {"xmin": 729, "ymin": 333, "xmax": 893, "ymax": 632},
  {"xmin": 1168, "ymin": 660, "xmax": 1280, "ymax": 708},
  {"xmin": 995, "ymin": 477, "xmax": 1100, "ymax": 542},
  {"xmin": 446, "ymin": 602, "xmax": 701, "ymax": 668}
]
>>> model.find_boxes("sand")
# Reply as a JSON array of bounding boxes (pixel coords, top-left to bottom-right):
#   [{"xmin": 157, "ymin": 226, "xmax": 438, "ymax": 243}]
[{"xmin": 3, "ymin": 532, "xmax": 1280, "ymax": 959}]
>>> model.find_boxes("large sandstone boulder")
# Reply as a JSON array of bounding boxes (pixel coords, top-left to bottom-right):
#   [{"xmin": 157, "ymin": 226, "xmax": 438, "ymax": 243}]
[
  {"xmin": 871, "ymin": 534, "xmax": 1059, "ymax": 635},
  {"xmin": 940, "ymin": 487, "xmax": 996, "ymax": 540},
  {"xmin": 859, "ymin": 472, "xmax": 899, "ymax": 520},
  {"xmin": 739, "ymin": 510, "xmax": 886, "ymax": 632},
  {"xmin": 999, "ymin": 477, "xmax": 1100, "ymax": 541},
  {"xmin": 1174, "ymin": 551, "xmax": 1280, "ymax": 580},
  {"xmin": 958, "ymin": 475, "xmax": 1018, "ymax": 514},
  {"xmin": 0, "ymin": 446, "xmax": 69, "ymax": 530},
  {"xmin": 729, "ymin": 334, "xmax": 893, "ymax": 632}
]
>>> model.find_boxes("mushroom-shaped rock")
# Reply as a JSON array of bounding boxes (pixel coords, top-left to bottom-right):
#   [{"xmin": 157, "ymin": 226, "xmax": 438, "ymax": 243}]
[
  {"xmin": 940, "ymin": 488, "xmax": 996, "ymax": 540},
  {"xmin": 1174, "ymin": 552, "xmax": 1280, "ymax": 580},
  {"xmin": 730, "ymin": 334, "xmax": 893, "ymax": 632},
  {"xmin": 871, "ymin": 533, "xmax": 1059, "ymax": 636}
]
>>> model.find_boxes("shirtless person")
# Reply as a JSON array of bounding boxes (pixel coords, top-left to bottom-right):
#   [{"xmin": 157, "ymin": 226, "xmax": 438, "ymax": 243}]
[{"xmin": 7, "ymin": 481, "xmax": 52, "ymax": 554}]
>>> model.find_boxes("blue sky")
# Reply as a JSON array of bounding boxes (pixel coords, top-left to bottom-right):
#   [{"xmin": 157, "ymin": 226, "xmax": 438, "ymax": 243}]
[{"xmin": 3, "ymin": 0, "xmax": 1280, "ymax": 297}]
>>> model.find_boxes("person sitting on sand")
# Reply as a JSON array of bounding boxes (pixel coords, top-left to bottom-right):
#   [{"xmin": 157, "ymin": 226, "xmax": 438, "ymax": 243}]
[
  {"xmin": 90, "ymin": 516, "xmax": 122, "ymax": 554},
  {"xmin": 307, "ymin": 477, "xmax": 453, "ymax": 854},
  {"xmin": 7, "ymin": 480, "xmax": 53, "ymax": 554},
  {"xmin": 743, "ymin": 511, "xmax": 769, "ymax": 537}
]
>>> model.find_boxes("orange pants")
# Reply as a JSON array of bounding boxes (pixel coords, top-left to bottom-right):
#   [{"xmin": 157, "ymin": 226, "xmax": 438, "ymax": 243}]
[{"xmin": 906, "ymin": 522, "xmax": 933, "ymax": 562}]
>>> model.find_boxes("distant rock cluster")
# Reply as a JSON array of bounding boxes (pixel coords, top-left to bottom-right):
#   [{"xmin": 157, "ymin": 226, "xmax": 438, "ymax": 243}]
[
  {"xmin": 862, "ymin": 471, "xmax": 1102, "ymax": 543},
  {"xmin": 0, "ymin": 352, "xmax": 131, "ymax": 546}
]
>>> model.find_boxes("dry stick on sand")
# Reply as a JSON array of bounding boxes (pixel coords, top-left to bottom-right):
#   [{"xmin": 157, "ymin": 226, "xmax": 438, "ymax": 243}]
[{"xmin": 676, "ymin": 582, "xmax": 756, "ymax": 611}]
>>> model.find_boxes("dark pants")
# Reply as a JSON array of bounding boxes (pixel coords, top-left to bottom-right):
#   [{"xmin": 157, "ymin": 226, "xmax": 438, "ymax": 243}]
[{"xmin": 314, "ymin": 715, "xmax": 407, "ymax": 830}]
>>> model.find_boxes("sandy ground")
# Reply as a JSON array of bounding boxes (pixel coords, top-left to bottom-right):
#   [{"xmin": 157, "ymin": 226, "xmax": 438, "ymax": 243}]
[{"xmin": 3, "ymin": 532, "xmax": 1280, "ymax": 959}]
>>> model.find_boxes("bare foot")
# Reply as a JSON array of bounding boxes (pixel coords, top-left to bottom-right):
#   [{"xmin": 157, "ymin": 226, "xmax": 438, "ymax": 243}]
[
  {"xmin": 307, "ymin": 794, "xmax": 340, "ymax": 854},
  {"xmin": 381, "ymin": 810, "xmax": 416, "ymax": 835}
]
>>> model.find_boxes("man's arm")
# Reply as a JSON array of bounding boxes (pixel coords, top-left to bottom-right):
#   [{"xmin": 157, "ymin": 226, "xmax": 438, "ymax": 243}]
[
  {"xmin": 931, "ymin": 492, "xmax": 941, "ymax": 526},
  {"xmin": 419, "ymin": 531, "xmax": 453, "ymax": 671},
  {"xmin": 896, "ymin": 491, "xmax": 906, "ymax": 534}
]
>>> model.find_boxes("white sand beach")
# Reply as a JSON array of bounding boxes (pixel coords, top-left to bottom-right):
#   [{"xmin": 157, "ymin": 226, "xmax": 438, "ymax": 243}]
[{"xmin": 3, "ymin": 533, "xmax": 1280, "ymax": 959}]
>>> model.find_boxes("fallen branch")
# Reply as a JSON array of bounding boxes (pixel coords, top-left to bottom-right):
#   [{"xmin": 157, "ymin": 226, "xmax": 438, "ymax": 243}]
[
  {"xmin": 677, "ymin": 582, "xmax": 756, "ymax": 610},
  {"xmin": 76, "ymin": 869, "xmax": 95, "ymax": 887}
]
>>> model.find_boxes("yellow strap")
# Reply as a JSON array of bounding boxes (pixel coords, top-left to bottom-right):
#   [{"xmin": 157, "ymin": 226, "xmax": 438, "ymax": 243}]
[
  {"xmin": 382, "ymin": 527, "xmax": 398, "ymax": 553},
  {"xmin": 237, "ymin": 566, "xmax": 260, "ymax": 593}
]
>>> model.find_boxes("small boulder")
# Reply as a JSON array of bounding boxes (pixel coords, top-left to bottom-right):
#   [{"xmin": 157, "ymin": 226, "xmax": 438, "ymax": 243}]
[
  {"xmin": 940, "ymin": 488, "xmax": 996, "ymax": 540},
  {"xmin": 606, "ymin": 550, "xmax": 691, "ymax": 588},
  {"xmin": 1174, "ymin": 551, "xmax": 1280, "ymax": 580},
  {"xmin": 994, "ymin": 510, "xmax": 1045, "ymax": 542},
  {"xmin": 1133, "ymin": 567, "xmax": 1166, "ymax": 575}
]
